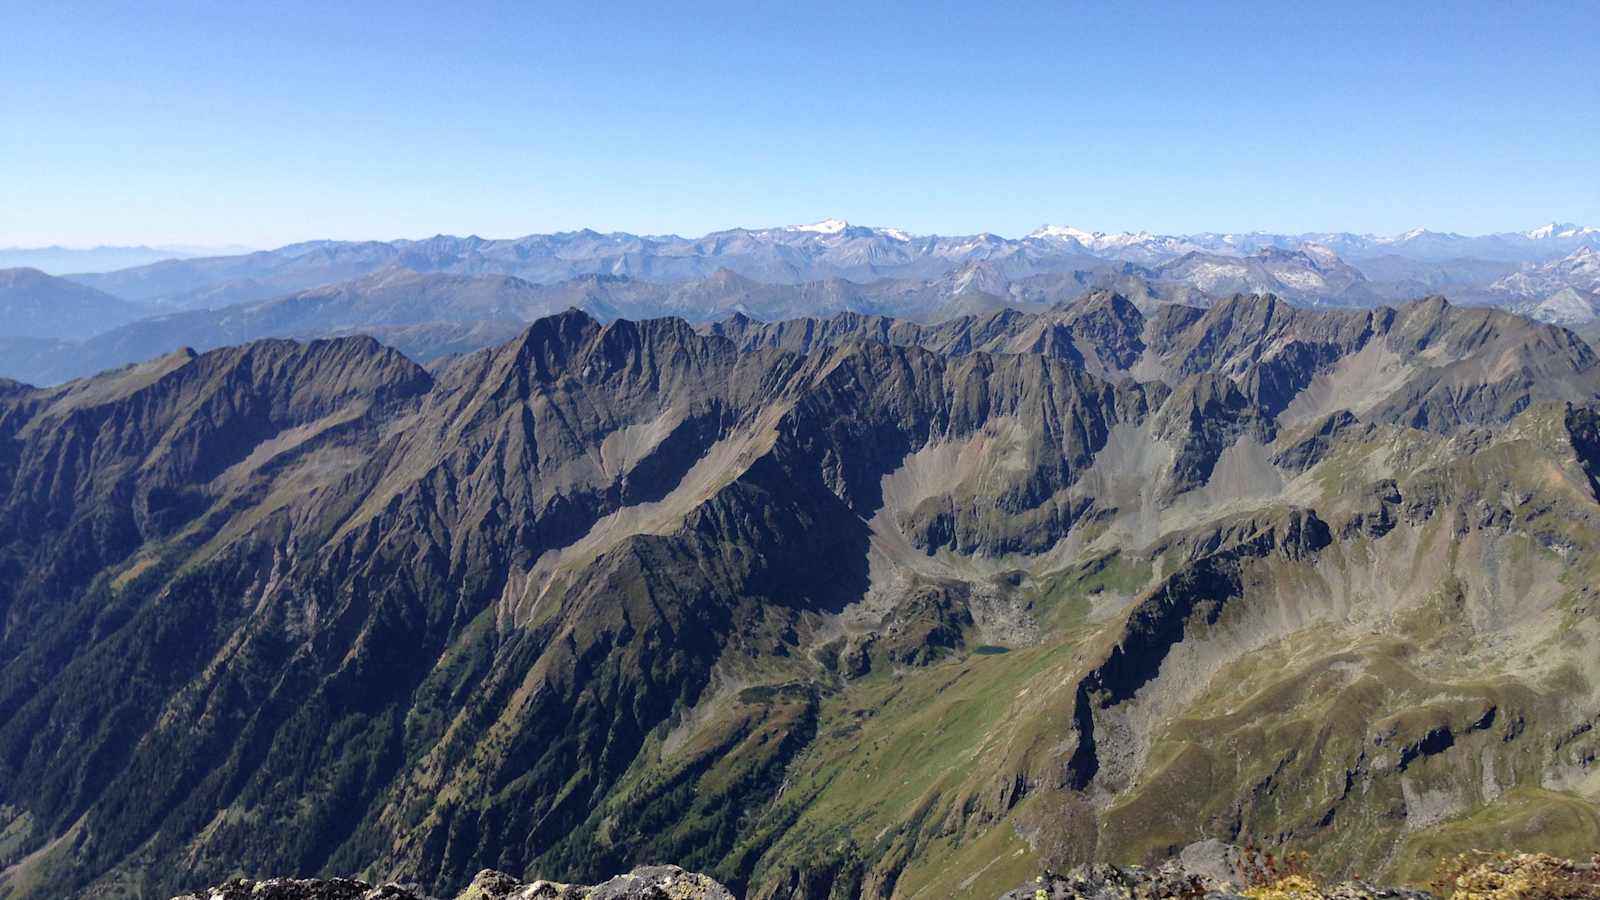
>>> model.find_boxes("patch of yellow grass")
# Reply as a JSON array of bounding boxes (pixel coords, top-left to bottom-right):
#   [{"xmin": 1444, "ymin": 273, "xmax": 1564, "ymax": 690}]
[
  {"xmin": 1434, "ymin": 851, "xmax": 1600, "ymax": 900},
  {"xmin": 1244, "ymin": 875, "xmax": 1324, "ymax": 900}
]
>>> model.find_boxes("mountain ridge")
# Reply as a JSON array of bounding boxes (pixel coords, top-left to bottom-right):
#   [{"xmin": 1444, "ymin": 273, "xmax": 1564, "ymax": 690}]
[
  {"xmin": 0, "ymin": 267, "xmax": 146, "ymax": 339},
  {"xmin": 18, "ymin": 247, "xmax": 1600, "ymax": 388},
  {"xmin": 62, "ymin": 222, "xmax": 1600, "ymax": 311},
  {"xmin": 1, "ymin": 299, "xmax": 1599, "ymax": 898}
]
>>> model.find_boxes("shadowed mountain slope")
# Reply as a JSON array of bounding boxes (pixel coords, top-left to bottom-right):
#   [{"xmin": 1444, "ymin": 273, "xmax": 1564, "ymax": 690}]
[{"xmin": 0, "ymin": 303, "xmax": 1598, "ymax": 899}]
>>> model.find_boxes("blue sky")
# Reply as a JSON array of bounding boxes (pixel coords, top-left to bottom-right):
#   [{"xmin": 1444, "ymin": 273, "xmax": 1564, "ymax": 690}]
[{"xmin": 3, "ymin": 0, "xmax": 1597, "ymax": 247}]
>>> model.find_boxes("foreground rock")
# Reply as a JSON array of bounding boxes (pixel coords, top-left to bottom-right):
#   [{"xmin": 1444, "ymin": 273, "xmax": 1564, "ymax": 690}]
[
  {"xmin": 161, "ymin": 852, "xmax": 1600, "ymax": 900},
  {"xmin": 172, "ymin": 865, "xmax": 734, "ymax": 900},
  {"xmin": 1000, "ymin": 860, "xmax": 1437, "ymax": 900}
]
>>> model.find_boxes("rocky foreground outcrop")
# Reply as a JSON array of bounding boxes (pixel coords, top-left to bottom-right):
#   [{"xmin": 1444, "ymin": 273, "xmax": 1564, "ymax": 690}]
[
  {"xmin": 173, "ymin": 858, "xmax": 1437, "ymax": 900},
  {"xmin": 164, "ymin": 850, "xmax": 1600, "ymax": 900},
  {"xmin": 1000, "ymin": 863, "xmax": 1434, "ymax": 900},
  {"xmin": 173, "ymin": 865, "xmax": 734, "ymax": 900},
  {"xmin": 1001, "ymin": 849, "xmax": 1600, "ymax": 899}
]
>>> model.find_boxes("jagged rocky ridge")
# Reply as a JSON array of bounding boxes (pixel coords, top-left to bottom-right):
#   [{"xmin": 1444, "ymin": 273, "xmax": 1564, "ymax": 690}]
[{"xmin": 1, "ymin": 294, "xmax": 1600, "ymax": 899}]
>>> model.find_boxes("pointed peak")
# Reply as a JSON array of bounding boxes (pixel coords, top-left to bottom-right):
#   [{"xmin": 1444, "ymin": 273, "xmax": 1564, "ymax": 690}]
[
  {"xmin": 1063, "ymin": 288, "xmax": 1142, "ymax": 320},
  {"xmin": 707, "ymin": 267, "xmax": 752, "ymax": 283},
  {"xmin": 507, "ymin": 308, "xmax": 605, "ymax": 380},
  {"xmin": 1527, "ymin": 222, "xmax": 1570, "ymax": 240},
  {"xmin": 522, "ymin": 306, "xmax": 602, "ymax": 342},
  {"xmin": 1213, "ymin": 291, "xmax": 1291, "ymax": 314},
  {"xmin": 788, "ymin": 218, "xmax": 850, "ymax": 235}
]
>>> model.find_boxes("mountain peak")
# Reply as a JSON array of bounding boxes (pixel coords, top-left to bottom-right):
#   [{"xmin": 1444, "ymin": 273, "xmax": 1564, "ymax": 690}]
[
  {"xmin": 1526, "ymin": 222, "xmax": 1597, "ymax": 240},
  {"xmin": 706, "ymin": 267, "xmax": 756, "ymax": 285},
  {"xmin": 1297, "ymin": 241, "xmax": 1341, "ymax": 266},
  {"xmin": 1029, "ymin": 224, "xmax": 1099, "ymax": 242},
  {"xmin": 0, "ymin": 265, "xmax": 52, "ymax": 282},
  {"xmin": 788, "ymin": 218, "xmax": 850, "ymax": 235}
]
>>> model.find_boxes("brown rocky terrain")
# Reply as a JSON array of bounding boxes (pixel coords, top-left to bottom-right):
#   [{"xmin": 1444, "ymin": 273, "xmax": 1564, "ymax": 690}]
[{"xmin": 0, "ymin": 294, "xmax": 1598, "ymax": 898}]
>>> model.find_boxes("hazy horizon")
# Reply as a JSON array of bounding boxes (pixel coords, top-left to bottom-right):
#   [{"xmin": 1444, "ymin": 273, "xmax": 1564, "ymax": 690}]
[{"xmin": 6, "ymin": 217, "xmax": 1600, "ymax": 257}]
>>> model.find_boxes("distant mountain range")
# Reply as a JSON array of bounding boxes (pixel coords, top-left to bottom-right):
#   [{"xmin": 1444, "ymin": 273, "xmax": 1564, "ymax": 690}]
[
  {"xmin": 1490, "ymin": 246, "xmax": 1600, "ymax": 323},
  {"xmin": 0, "ymin": 243, "xmax": 252, "ymax": 275},
  {"xmin": 0, "ymin": 256, "xmax": 1445, "ymax": 385},
  {"xmin": 57, "ymin": 220, "xmax": 1600, "ymax": 307},
  {"xmin": 1030, "ymin": 221, "xmax": 1600, "ymax": 263},
  {"xmin": 0, "ymin": 222, "xmax": 1597, "ymax": 385},
  {"xmin": 0, "ymin": 267, "xmax": 145, "ymax": 339}
]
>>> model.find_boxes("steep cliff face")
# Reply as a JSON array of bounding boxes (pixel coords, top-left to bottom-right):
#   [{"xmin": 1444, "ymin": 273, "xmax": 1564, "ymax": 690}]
[{"xmin": 1, "ymin": 299, "xmax": 1599, "ymax": 899}]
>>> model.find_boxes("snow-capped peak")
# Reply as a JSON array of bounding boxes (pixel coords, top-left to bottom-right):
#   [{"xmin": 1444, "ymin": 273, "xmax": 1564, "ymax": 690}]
[
  {"xmin": 1526, "ymin": 222, "xmax": 1597, "ymax": 240},
  {"xmin": 789, "ymin": 218, "xmax": 850, "ymax": 235},
  {"xmin": 1028, "ymin": 224, "xmax": 1100, "ymax": 242}
]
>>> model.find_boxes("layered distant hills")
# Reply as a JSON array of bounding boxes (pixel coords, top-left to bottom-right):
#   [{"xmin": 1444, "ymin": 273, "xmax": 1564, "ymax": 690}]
[
  {"xmin": 0, "ymin": 267, "xmax": 145, "ymax": 340},
  {"xmin": 56, "ymin": 220, "xmax": 1600, "ymax": 307},
  {"xmin": 1, "ymin": 220, "xmax": 1598, "ymax": 386},
  {"xmin": 3, "ymin": 295, "xmax": 1600, "ymax": 898},
  {"xmin": 0, "ymin": 243, "xmax": 251, "ymax": 275}
]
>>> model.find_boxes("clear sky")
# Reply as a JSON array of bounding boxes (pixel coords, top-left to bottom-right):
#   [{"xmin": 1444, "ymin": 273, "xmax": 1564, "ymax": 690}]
[{"xmin": 3, "ymin": 0, "xmax": 1597, "ymax": 248}]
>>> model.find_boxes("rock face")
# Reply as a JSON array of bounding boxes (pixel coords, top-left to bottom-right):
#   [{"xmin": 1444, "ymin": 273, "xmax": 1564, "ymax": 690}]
[
  {"xmin": 3, "ymin": 298, "xmax": 1600, "ymax": 899},
  {"xmin": 172, "ymin": 866, "xmax": 734, "ymax": 900}
]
